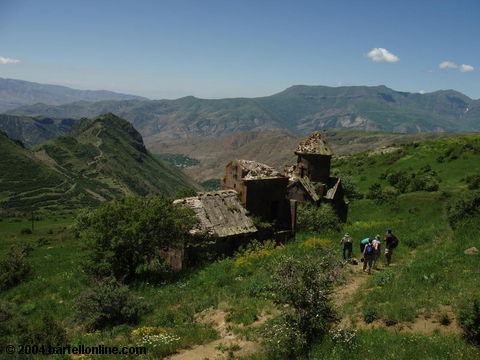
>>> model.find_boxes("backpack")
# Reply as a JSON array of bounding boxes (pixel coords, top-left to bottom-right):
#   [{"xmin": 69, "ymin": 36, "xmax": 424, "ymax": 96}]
[
  {"xmin": 391, "ymin": 236, "xmax": 399, "ymax": 249},
  {"xmin": 365, "ymin": 244, "xmax": 374, "ymax": 255}
]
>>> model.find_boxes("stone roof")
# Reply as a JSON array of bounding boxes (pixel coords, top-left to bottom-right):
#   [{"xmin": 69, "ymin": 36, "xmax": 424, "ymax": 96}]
[
  {"xmin": 295, "ymin": 132, "xmax": 333, "ymax": 155},
  {"xmin": 236, "ymin": 159, "xmax": 284, "ymax": 180},
  {"xmin": 173, "ymin": 190, "xmax": 257, "ymax": 237}
]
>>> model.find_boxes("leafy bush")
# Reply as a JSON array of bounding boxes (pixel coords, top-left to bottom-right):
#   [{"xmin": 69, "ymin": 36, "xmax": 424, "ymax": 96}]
[
  {"xmin": 445, "ymin": 191, "xmax": 480, "ymax": 228},
  {"xmin": 363, "ymin": 308, "xmax": 379, "ymax": 323},
  {"xmin": 20, "ymin": 227, "xmax": 32, "ymax": 234},
  {"xmin": 457, "ymin": 299, "xmax": 480, "ymax": 344},
  {"xmin": 21, "ymin": 313, "xmax": 68, "ymax": 347},
  {"xmin": 366, "ymin": 183, "xmax": 398, "ymax": 204},
  {"xmin": 263, "ymin": 255, "xmax": 339, "ymax": 358},
  {"xmin": 438, "ymin": 313, "xmax": 451, "ymax": 326},
  {"xmin": 73, "ymin": 196, "xmax": 196, "ymax": 281},
  {"xmin": 463, "ymin": 175, "xmax": 480, "ymax": 190},
  {"xmin": 384, "ymin": 166, "xmax": 440, "ymax": 193},
  {"xmin": 297, "ymin": 203, "xmax": 341, "ymax": 233},
  {"xmin": 75, "ymin": 278, "xmax": 146, "ymax": 331},
  {"xmin": 0, "ymin": 246, "xmax": 32, "ymax": 290}
]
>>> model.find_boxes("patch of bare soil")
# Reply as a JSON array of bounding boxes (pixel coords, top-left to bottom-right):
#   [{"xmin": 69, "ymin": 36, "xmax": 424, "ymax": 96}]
[{"xmin": 165, "ymin": 308, "xmax": 264, "ymax": 360}]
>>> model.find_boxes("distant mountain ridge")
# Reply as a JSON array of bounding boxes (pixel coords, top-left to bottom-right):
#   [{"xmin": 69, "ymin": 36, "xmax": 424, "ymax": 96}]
[
  {"xmin": 0, "ymin": 114, "xmax": 197, "ymax": 210},
  {"xmin": 0, "ymin": 77, "xmax": 148, "ymax": 112},
  {"xmin": 8, "ymin": 85, "xmax": 480, "ymax": 145},
  {"xmin": 0, "ymin": 114, "xmax": 75, "ymax": 147}
]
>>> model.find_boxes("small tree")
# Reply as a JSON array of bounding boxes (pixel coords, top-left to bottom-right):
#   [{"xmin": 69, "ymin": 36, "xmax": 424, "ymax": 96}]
[
  {"xmin": 264, "ymin": 255, "xmax": 339, "ymax": 358},
  {"xmin": 75, "ymin": 196, "xmax": 196, "ymax": 281}
]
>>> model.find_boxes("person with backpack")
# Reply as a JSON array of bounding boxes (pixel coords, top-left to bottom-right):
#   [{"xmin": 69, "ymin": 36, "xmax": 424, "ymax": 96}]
[
  {"xmin": 360, "ymin": 237, "xmax": 371, "ymax": 262},
  {"xmin": 363, "ymin": 238, "xmax": 375, "ymax": 274},
  {"xmin": 340, "ymin": 233, "xmax": 353, "ymax": 260},
  {"xmin": 384, "ymin": 228, "xmax": 399, "ymax": 266},
  {"xmin": 372, "ymin": 234, "xmax": 382, "ymax": 270}
]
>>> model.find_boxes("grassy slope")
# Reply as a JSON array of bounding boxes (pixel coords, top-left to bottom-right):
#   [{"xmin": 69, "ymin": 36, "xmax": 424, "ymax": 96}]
[
  {"xmin": 0, "ymin": 132, "xmax": 72, "ymax": 209},
  {"xmin": 0, "ymin": 114, "xmax": 198, "ymax": 210},
  {"xmin": 1, "ymin": 135, "xmax": 480, "ymax": 359}
]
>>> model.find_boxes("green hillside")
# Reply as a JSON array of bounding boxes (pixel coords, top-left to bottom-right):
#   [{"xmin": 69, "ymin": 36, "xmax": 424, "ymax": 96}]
[
  {"xmin": 333, "ymin": 135, "xmax": 480, "ymax": 194},
  {"xmin": 0, "ymin": 131, "xmax": 72, "ymax": 209},
  {"xmin": 0, "ymin": 114, "xmax": 198, "ymax": 210},
  {"xmin": 1, "ymin": 134, "xmax": 480, "ymax": 359}
]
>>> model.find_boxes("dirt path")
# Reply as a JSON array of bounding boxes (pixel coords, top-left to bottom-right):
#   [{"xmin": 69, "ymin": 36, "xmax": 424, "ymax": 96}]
[{"xmin": 165, "ymin": 308, "xmax": 262, "ymax": 360}]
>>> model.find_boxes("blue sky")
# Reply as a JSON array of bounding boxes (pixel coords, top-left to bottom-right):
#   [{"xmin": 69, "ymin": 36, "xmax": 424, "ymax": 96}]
[{"xmin": 0, "ymin": 0, "xmax": 479, "ymax": 99}]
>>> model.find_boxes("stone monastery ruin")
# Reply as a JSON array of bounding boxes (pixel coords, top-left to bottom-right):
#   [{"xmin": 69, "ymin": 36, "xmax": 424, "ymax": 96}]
[{"xmin": 173, "ymin": 132, "xmax": 348, "ymax": 266}]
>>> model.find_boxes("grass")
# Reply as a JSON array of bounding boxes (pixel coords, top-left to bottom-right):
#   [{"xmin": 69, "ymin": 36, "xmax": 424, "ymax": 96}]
[{"xmin": 2, "ymin": 135, "xmax": 480, "ymax": 359}]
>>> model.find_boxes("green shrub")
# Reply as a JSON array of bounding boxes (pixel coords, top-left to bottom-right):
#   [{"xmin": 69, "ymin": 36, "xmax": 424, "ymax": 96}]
[
  {"xmin": 363, "ymin": 308, "xmax": 379, "ymax": 323},
  {"xmin": 463, "ymin": 175, "xmax": 480, "ymax": 190},
  {"xmin": 298, "ymin": 203, "xmax": 341, "ymax": 233},
  {"xmin": 263, "ymin": 255, "xmax": 339, "ymax": 358},
  {"xmin": 0, "ymin": 246, "xmax": 32, "ymax": 290},
  {"xmin": 75, "ymin": 278, "xmax": 146, "ymax": 331},
  {"xmin": 458, "ymin": 299, "xmax": 480, "ymax": 344},
  {"xmin": 366, "ymin": 183, "xmax": 398, "ymax": 204},
  {"xmin": 21, "ymin": 313, "xmax": 68, "ymax": 347},
  {"xmin": 20, "ymin": 227, "xmax": 32, "ymax": 234},
  {"xmin": 438, "ymin": 313, "xmax": 451, "ymax": 326},
  {"xmin": 445, "ymin": 191, "xmax": 480, "ymax": 228},
  {"xmin": 73, "ymin": 196, "xmax": 196, "ymax": 281}
]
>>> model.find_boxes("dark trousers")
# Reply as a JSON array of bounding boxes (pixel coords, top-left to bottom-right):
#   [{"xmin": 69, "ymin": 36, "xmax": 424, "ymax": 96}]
[{"xmin": 343, "ymin": 243, "xmax": 353, "ymax": 259}]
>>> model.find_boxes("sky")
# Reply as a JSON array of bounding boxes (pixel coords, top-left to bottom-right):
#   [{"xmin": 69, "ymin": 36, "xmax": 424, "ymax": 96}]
[{"xmin": 0, "ymin": 0, "xmax": 479, "ymax": 99}]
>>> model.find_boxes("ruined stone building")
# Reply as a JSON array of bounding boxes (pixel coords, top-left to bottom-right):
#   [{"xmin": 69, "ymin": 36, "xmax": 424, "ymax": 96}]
[
  {"xmin": 172, "ymin": 190, "xmax": 258, "ymax": 268},
  {"xmin": 170, "ymin": 131, "xmax": 348, "ymax": 269},
  {"xmin": 221, "ymin": 159, "xmax": 292, "ymax": 229},
  {"xmin": 285, "ymin": 132, "xmax": 348, "ymax": 221}
]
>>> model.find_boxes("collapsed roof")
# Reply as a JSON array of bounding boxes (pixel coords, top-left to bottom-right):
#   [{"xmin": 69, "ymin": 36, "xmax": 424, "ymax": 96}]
[
  {"xmin": 173, "ymin": 190, "xmax": 257, "ymax": 237},
  {"xmin": 235, "ymin": 159, "xmax": 284, "ymax": 180},
  {"xmin": 295, "ymin": 131, "xmax": 333, "ymax": 155}
]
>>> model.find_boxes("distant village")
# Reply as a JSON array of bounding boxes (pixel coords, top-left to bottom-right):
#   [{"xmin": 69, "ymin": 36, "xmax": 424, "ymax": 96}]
[{"xmin": 167, "ymin": 132, "xmax": 348, "ymax": 269}]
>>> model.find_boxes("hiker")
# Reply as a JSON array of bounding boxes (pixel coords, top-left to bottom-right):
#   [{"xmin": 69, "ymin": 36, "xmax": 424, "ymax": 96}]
[
  {"xmin": 340, "ymin": 233, "xmax": 353, "ymax": 260},
  {"xmin": 363, "ymin": 238, "xmax": 375, "ymax": 274},
  {"xmin": 384, "ymin": 228, "xmax": 399, "ymax": 266},
  {"xmin": 360, "ymin": 237, "xmax": 371, "ymax": 262},
  {"xmin": 372, "ymin": 234, "xmax": 382, "ymax": 269}
]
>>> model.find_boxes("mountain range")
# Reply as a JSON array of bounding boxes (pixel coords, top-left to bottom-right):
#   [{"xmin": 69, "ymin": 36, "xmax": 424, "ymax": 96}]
[
  {"xmin": 7, "ymin": 85, "xmax": 480, "ymax": 143},
  {"xmin": 0, "ymin": 114, "xmax": 197, "ymax": 210},
  {"xmin": 0, "ymin": 77, "xmax": 147, "ymax": 112}
]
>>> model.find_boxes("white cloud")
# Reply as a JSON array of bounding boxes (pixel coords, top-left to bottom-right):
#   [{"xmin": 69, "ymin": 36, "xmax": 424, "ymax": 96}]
[
  {"xmin": 439, "ymin": 61, "xmax": 458, "ymax": 69},
  {"xmin": 460, "ymin": 64, "xmax": 474, "ymax": 72},
  {"xmin": 366, "ymin": 48, "xmax": 399, "ymax": 63},
  {"xmin": 0, "ymin": 56, "xmax": 20, "ymax": 64},
  {"xmin": 419, "ymin": 90, "xmax": 427, "ymax": 94}
]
